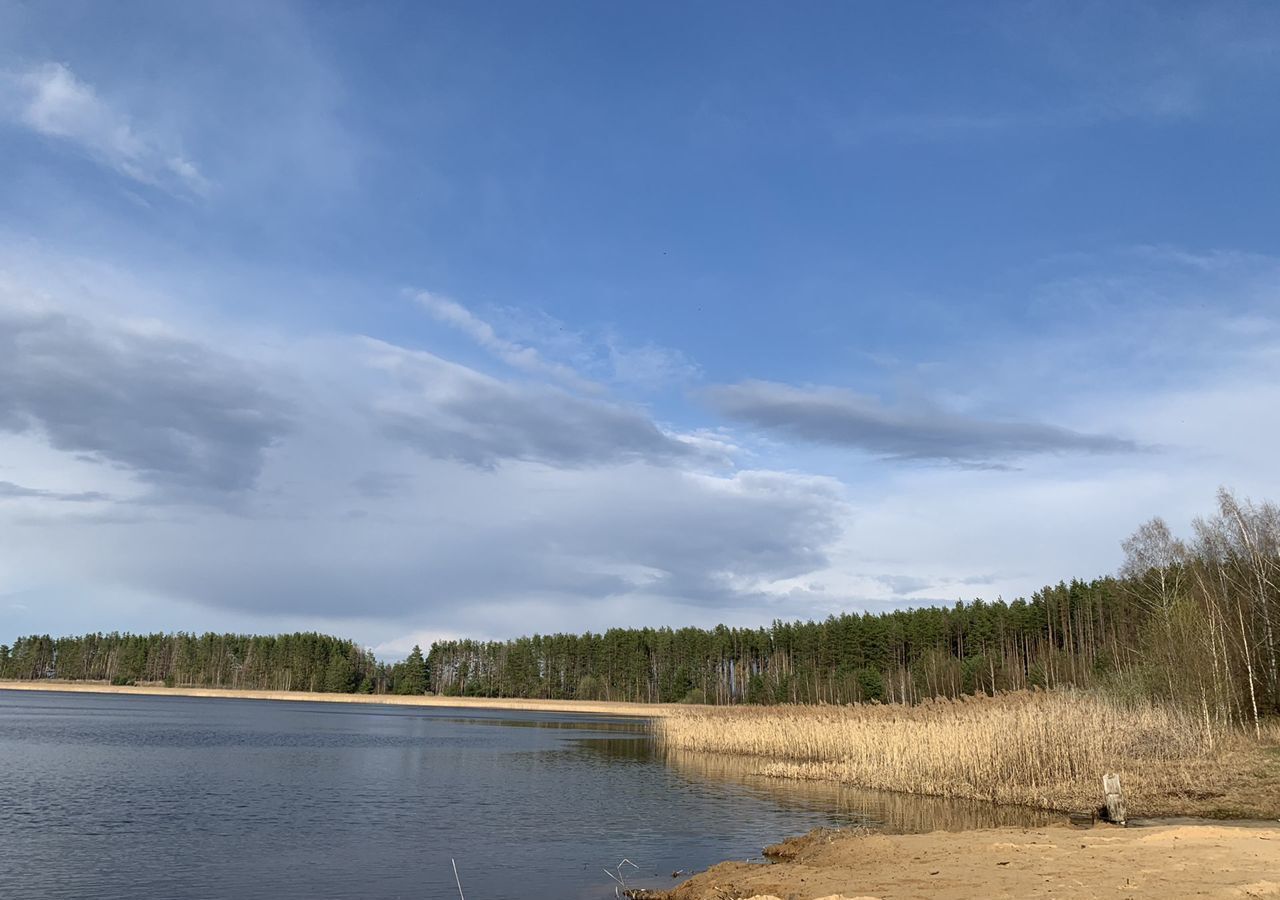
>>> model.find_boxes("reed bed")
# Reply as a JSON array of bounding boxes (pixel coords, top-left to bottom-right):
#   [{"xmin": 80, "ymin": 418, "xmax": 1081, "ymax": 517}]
[{"xmin": 654, "ymin": 691, "xmax": 1268, "ymax": 813}]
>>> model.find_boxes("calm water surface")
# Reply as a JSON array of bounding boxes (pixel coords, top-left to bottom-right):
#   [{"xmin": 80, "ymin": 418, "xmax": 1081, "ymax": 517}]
[{"xmin": 0, "ymin": 690, "xmax": 1060, "ymax": 899}]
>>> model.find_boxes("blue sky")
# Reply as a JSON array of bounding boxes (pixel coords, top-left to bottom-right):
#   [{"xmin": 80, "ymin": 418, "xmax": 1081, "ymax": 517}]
[{"xmin": 1, "ymin": 1, "xmax": 1278, "ymax": 654}]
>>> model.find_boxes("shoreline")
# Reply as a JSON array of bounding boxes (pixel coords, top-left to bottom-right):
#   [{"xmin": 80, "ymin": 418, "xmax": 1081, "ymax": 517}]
[
  {"xmin": 0, "ymin": 679, "xmax": 678, "ymax": 717},
  {"xmin": 12, "ymin": 681, "xmax": 1280, "ymax": 897},
  {"xmin": 644, "ymin": 822, "xmax": 1280, "ymax": 899}
]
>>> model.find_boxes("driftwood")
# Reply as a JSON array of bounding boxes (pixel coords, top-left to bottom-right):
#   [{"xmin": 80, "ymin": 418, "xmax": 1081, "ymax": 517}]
[{"xmin": 1102, "ymin": 772, "xmax": 1127, "ymax": 825}]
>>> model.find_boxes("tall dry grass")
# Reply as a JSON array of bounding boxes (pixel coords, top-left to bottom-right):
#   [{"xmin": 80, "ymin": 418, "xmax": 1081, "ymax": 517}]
[{"xmin": 653, "ymin": 690, "xmax": 1261, "ymax": 812}]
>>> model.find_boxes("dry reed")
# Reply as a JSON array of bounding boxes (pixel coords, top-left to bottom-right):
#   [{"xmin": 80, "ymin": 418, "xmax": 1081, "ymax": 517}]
[{"xmin": 653, "ymin": 690, "xmax": 1259, "ymax": 812}]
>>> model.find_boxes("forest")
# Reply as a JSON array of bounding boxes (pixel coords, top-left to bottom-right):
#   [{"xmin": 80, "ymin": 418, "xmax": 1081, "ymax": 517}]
[
  {"xmin": 0, "ymin": 631, "xmax": 430, "ymax": 696},
  {"xmin": 3, "ymin": 490, "xmax": 1277, "ymax": 732}
]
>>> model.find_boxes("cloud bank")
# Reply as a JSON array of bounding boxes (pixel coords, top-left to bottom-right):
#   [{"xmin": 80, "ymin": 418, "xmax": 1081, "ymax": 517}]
[
  {"xmin": 0, "ymin": 275, "xmax": 851, "ymax": 644},
  {"xmin": 366, "ymin": 339, "xmax": 708, "ymax": 470},
  {"xmin": 0, "ymin": 305, "xmax": 289, "ymax": 495},
  {"xmin": 703, "ymin": 380, "xmax": 1138, "ymax": 465}
]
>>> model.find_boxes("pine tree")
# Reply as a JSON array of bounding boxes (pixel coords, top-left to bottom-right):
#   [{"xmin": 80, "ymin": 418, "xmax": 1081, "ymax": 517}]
[{"xmin": 395, "ymin": 645, "xmax": 428, "ymax": 695}]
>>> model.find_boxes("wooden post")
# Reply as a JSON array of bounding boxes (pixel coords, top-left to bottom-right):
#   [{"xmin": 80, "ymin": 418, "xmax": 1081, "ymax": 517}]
[{"xmin": 1103, "ymin": 773, "xmax": 1126, "ymax": 826}]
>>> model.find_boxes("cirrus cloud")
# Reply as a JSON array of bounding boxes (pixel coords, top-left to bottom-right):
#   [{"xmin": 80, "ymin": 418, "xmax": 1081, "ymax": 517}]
[{"xmin": 1, "ymin": 61, "xmax": 208, "ymax": 195}]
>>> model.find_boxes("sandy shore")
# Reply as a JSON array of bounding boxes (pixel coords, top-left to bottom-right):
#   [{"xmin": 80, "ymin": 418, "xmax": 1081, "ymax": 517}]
[
  {"xmin": 644, "ymin": 822, "xmax": 1280, "ymax": 899},
  {"xmin": 0, "ymin": 680, "xmax": 677, "ymax": 717}
]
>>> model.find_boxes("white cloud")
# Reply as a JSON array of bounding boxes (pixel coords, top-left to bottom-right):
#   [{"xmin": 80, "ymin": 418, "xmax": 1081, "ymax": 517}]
[
  {"xmin": 761, "ymin": 263, "xmax": 1280, "ymax": 618},
  {"xmin": 415, "ymin": 291, "xmax": 700, "ymax": 392},
  {"xmin": 414, "ymin": 290, "xmax": 600, "ymax": 393},
  {"xmin": 3, "ymin": 244, "xmax": 1280, "ymax": 654},
  {"xmin": 2, "ymin": 62, "xmax": 209, "ymax": 195},
  {"xmin": 364, "ymin": 337, "xmax": 711, "ymax": 469},
  {"xmin": 0, "ymin": 269, "xmax": 847, "ymax": 646}
]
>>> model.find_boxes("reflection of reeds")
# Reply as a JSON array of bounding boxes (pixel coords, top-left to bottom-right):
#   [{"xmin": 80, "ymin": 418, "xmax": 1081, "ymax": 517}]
[
  {"xmin": 653, "ymin": 691, "xmax": 1228, "ymax": 811},
  {"xmin": 660, "ymin": 748, "xmax": 1063, "ymax": 831}
]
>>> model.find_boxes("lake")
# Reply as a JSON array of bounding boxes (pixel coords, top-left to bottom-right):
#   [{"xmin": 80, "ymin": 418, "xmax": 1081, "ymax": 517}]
[{"xmin": 0, "ymin": 690, "xmax": 1061, "ymax": 899}]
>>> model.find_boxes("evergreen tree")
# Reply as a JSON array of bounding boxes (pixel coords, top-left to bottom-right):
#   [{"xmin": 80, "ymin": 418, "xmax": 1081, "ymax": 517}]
[
  {"xmin": 394, "ymin": 645, "xmax": 428, "ymax": 695},
  {"xmin": 6, "ymin": 492, "xmax": 1278, "ymax": 721}
]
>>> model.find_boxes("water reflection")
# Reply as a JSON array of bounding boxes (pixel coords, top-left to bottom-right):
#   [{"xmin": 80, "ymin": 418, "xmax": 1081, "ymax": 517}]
[
  {"xmin": 657, "ymin": 747, "xmax": 1066, "ymax": 832},
  {"xmin": 426, "ymin": 714, "xmax": 648, "ymax": 733},
  {"xmin": 567, "ymin": 733, "xmax": 1063, "ymax": 832},
  {"xmin": 573, "ymin": 734, "xmax": 654, "ymax": 761},
  {"xmin": 1, "ymin": 691, "xmax": 1062, "ymax": 900}
]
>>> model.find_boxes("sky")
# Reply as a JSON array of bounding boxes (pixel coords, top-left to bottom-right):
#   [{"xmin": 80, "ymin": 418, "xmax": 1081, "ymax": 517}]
[{"xmin": 1, "ymin": 1, "xmax": 1278, "ymax": 657}]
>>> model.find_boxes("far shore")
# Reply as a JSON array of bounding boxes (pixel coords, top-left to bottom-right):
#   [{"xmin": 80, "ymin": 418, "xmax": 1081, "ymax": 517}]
[{"xmin": 0, "ymin": 679, "xmax": 680, "ymax": 717}]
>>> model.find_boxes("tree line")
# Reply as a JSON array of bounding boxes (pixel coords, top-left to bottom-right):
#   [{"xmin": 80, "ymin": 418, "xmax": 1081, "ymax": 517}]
[
  {"xmin": 426, "ymin": 489, "xmax": 1280, "ymax": 732},
  {"xmin": 3, "ymin": 490, "xmax": 1276, "ymax": 730},
  {"xmin": 0, "ymin": 631, "xmax": 430, "ymax": 696}
]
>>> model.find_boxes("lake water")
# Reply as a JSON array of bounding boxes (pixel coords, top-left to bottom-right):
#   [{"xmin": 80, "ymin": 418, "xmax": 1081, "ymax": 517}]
[{"xmin": 0, "ymin": 690, "xmax": 1062, "ymax": 899}]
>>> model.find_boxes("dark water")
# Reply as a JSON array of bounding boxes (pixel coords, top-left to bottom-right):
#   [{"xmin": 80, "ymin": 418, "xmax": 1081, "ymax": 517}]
[{"xmin": 0, "ymin": 691, "xmax": 1061, "ymax": 899}]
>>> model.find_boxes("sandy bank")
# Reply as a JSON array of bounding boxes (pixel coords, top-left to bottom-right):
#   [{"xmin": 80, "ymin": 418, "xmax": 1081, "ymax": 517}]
[
  {"xmin": 0, "ymin": 680, "xmax": 677, "ymax": 717},
  {"xmin": 644, "ymin": 823, "xmax": 1280, "ymax": 900}
]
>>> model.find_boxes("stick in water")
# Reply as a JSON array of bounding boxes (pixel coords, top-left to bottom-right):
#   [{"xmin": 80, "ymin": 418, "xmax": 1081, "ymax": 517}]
[{"xmin": 452, "ymin": 858, "xmax": 465, "ymax": 900}]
